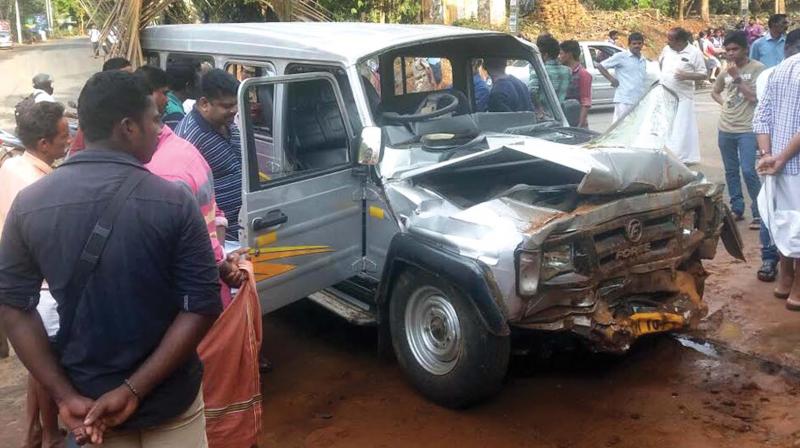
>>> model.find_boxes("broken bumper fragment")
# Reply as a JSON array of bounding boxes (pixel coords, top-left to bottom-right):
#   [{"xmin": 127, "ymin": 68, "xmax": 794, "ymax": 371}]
[{"xmin": 510, "ymin": 192, "xmax": 736, "ymax": 353}]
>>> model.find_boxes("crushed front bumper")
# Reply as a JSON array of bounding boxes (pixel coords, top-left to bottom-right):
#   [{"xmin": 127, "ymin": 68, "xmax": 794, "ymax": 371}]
[
  {"xmin": 510, "ymin": 191, "xmax": 738, "ymax": 353},
  {"xmin": 513, "ymin": 262, "xmax": 708, "ymax": 353}
]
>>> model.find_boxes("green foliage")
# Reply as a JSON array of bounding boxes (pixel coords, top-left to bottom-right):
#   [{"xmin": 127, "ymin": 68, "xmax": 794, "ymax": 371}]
[
  {"xmin": 590, "ymin": 0, "xmax": 635, "ymax": 10},
  {"xmin": 588, "ymin": 0, "xmax": 673, "ymax": 16},
  {"xmin": 635, "ymin": 0, "xmax": 673, "ymax": 15},
  {"xmin": 52, "ymin": 0, "xmax": 82, "ymax": 18},
  {"xmin": 318, "ymin": 0, "xmax": 421, "ymax": 23},
  {"xmin": 197, "ymin": 0, "xmax": 273, "ymax": 23}
]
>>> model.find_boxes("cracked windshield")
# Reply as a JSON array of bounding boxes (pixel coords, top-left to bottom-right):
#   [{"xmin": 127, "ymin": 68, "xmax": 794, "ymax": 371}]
[{"xmin": 358, "ymin": 55, "xmax": 562, "ymax": 178}]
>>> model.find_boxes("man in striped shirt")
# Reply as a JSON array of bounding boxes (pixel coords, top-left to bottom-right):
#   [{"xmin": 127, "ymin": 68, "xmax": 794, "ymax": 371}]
[
  {"xmin": 754, "ymin": 52, "xmax": 800, "ymax": 310},
  {"xmin": 175, "ymin": 69, "xmax": 242, "ymax": 242}
]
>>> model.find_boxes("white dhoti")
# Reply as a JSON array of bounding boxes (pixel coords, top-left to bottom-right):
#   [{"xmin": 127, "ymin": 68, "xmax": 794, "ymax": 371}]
[
  {"xmin": 666, "ymin": 97, "xmax": 701, "ymax": 164},
  {"xmin": 758, "ymin": 173, "xmax": 800, "ymax": 258},
  {"xmin": 612, "ymin": 103, "xmax": 635, "ymax": 123}
]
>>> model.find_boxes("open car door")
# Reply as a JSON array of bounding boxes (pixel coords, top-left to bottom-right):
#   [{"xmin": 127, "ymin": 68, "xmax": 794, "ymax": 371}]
[{"xmin": 238, "ymin": 73, "xmax": 363, "ymax": 313}]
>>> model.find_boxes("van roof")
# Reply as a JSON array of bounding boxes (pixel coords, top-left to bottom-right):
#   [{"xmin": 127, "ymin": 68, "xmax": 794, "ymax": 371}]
[{"xmin": 141, "ymin": 22, "xmax": 508, "ymax": 66}]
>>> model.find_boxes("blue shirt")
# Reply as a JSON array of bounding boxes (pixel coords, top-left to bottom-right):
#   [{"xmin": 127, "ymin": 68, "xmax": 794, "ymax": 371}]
[
  {"xmin": 750, "ymin": 33, "xmax": 786, "ymax": 68},
  {"xmin": 0, "ymin": 150, "xmax": 221, "ymax": 429},
  {"xmin": 473, "ymin": 74, "xmax": 490, "ymax": 112},
  {"xmin": 753, "ymin": 54, "xmax": 800, "ymax": 174},
  {"xmin": 488, "ymin": 76, "xmax": 534, "ymax": 112},
  {"xmin": 600, "ymin": 50, "xmax": 648, "ymax": 105},
  {"xmin": 175, "ymin": 109, "xmax": 242, "ymax": 240}
]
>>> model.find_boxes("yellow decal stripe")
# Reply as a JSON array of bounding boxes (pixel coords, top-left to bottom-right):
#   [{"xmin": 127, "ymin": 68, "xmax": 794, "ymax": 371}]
[
  {"xmin": 369, "ymin": 206, "xmax": 385, "ymax": 220},
  {"xmin": 253, "ymin": 263, "xmax": 295, "ymax": 282},
  {"xmin": 251, "ymin": 246, "xmax": 333, "ymax": 261},
  {"xmin": 255, "ymin": 231, "xmax": 277, "ymax": 248}
]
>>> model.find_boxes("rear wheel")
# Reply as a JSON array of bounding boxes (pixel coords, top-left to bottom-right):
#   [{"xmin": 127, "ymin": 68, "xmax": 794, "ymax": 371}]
[{"xmin": 389, "ymin": 269, "xmax": 510, "ymax": 408}]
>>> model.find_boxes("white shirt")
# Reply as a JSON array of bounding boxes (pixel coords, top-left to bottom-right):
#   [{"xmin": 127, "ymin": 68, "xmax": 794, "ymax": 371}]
[
  {"xmin": 659, "ymin": 44, "xmax": 706, "ymax": 99},
  {"xmin": 89, "ymin": 29, "xmax": 100, "ymax": 43},
  {"xmin": 600, "ymin": 50, "xmax": 647, "ymax": 105},
  {"xmin": 31, "ymin": 88, "xmax": 55, "ymax": 103},
  {"xmin": 755, "ymin": 66, "xmax": 775, "ymax": 101}
]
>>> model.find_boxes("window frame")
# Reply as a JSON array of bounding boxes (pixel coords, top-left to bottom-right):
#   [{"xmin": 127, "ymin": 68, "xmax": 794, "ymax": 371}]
[{"xmin": 239, "ymin": 72, "xmax": 356, "ymax": 193}]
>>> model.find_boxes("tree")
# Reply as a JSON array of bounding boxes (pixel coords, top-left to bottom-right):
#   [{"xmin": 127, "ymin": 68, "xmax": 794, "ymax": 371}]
[
  {"xmin": 701, "ymin": 0, "xmax": 709, "ymax": 21},
  {"xmin": 318, "ymin": 0, "xmax": 421, "ymax": 23}
]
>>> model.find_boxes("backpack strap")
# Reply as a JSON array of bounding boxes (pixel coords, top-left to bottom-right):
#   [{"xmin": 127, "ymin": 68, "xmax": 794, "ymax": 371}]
[{"xmin": 56, "ymin": 169, "xmax": 149, "ymax": 349}]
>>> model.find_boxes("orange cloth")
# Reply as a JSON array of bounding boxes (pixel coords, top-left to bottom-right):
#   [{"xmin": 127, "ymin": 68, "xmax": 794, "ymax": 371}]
[{"xmin": 198, "ymin": 260, "xmax": 263, "ymax": 448}]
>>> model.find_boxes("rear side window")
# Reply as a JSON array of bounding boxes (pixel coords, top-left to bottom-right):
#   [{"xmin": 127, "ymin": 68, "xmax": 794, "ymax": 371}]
[
  {"xmin": 144, "ymin": 51, "xmax": 160, "ymax": 67},
  {"xmin": 393, "ymin": 57, "xmax": 453, "ymax": 95},
  {"xmin": 225, "ymin": 63, "xmax": 276, "ymax": 133},
  {"xmin": 589, "ymin": 45, "xmax": 619, "ymax": 65},
  {"xmin": 166, "ymin": 53, "xmax": 214, "ymax": 72}
]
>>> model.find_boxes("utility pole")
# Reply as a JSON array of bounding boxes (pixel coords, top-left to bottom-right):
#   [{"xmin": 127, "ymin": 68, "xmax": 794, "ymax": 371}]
[
  {"xmin": 509, "ymin": 0, "xmax": 518, "ymax": 33},
  {"xmin": 740, "ymin": 0, "xmax": 749, "ymax": 27},
  {"xmin": 14, "ymin": 0, "xmax": 22, "ymax": 44},
  {"xmin": 46, "ymin": 0, "xmax": 53, "ymax": 29}
]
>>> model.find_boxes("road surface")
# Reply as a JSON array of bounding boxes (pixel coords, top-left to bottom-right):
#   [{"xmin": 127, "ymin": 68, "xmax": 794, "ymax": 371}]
[
  {"xmin": 0, "ymin": 38, "xmax": 102, "ymax": 131},
  {"xmin": 1, "ymin": 39, "xmax": 798, "ymax": 448}
]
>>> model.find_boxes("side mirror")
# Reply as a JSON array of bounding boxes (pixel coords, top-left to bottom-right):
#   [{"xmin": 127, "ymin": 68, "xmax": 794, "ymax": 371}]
[{"xmin": 357, "ymin": 126, "xmax": 383, "ymax": 166}]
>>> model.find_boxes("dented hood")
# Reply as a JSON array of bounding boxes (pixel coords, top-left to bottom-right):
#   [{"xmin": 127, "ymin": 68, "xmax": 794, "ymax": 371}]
[{"xmin": 403, "ymin": 85, "xmax": 692, "ymax": 196}]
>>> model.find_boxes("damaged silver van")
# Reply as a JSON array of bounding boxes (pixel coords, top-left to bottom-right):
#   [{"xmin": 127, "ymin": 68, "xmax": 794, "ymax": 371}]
[{"xmin": 142, "ymin": 23, "xmax": 743, "ymax": 407}]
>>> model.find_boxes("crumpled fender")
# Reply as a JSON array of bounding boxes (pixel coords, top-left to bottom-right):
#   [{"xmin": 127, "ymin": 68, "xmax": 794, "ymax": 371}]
[{"xmin": 376, "ymin": 233, "xmax": 510, "ymax": 337}]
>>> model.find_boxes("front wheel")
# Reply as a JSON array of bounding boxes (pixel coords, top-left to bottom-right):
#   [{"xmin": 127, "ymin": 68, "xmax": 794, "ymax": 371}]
[{"xmin": 389, "ymin": 269, "xmax": 510, "ymax": 408}]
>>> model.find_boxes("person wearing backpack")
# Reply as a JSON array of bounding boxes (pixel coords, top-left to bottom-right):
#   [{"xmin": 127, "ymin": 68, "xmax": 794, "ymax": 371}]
[
  {"xmin": 0, "ymin": 100, "xmax": 71, "ymax": 448},
  {"xmin": 0, "ymin": 71, "xmax": 221, "ymax": 446}
]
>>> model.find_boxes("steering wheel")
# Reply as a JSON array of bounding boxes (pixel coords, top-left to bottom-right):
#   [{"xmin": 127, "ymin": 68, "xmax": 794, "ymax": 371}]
[{"xmin": 382, "ymin": 92, "xmax": 460, "ymax": 124}]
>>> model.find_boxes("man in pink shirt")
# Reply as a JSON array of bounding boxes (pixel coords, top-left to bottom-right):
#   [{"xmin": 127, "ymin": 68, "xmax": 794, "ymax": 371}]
[
  {"xmin": 0, "ymin": 101, "xmax": 70, "ymax": 448},
  {"xmin": 135, "ymin": 66, "xmax": 244, "ymax": 303}
]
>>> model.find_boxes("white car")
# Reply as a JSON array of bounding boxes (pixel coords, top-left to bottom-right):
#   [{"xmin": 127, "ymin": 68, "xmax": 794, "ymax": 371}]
[
  {"xmin": 507, "ymin": 41, "xmax": 660, "ymax": 107},
  {"xmin": 0, "ymin": 31, "xmax": 13, "ymax": 49}
]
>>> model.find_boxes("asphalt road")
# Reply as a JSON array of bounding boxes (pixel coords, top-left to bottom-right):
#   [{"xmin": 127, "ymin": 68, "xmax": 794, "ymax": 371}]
[
  {"xmin": 3, "ymin": 39, "xmax": 796, "ymax": 448},
  {"xmin": 0, "ymin": 38, "xmax": 102, "ymax": 131}
]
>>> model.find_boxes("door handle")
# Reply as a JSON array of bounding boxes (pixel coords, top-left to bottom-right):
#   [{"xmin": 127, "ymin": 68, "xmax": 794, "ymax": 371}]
[{"xmin": 252, "ymin": 211, "xmax": 288, "ymax": 231}]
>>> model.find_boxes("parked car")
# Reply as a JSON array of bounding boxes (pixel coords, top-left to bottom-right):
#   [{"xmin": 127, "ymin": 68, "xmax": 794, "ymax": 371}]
[
  {"xmin": 142, "ymin": 23, "xmax": 742, "ymax": 407},
  {"xmin": 0, "ymin": 31, "xmax": 13, "ymax": 49}
]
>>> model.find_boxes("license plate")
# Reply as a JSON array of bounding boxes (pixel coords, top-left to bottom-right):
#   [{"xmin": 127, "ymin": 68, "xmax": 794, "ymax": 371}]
[{"xmin": 630, "ymin": 312, "xmax": 685, "ymax": 336}]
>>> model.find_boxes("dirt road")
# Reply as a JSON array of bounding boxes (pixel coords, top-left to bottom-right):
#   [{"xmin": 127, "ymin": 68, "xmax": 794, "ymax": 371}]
[
  {"xmin": 1, "ymin": 39, "xmax": 799, "ymax": 448},
  {"xmin": 255, "ymin": 295, "xmax": 799, "ymax": 448}
]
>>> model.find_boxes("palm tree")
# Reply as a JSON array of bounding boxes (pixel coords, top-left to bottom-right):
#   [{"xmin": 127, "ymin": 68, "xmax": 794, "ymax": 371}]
[{"xmin": 76, "ymin": 0, "xmax": 332, "ymax": 66}]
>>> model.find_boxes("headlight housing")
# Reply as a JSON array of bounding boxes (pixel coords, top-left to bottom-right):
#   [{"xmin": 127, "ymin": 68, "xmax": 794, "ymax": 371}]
[
  {"xmin": 541, "ymin": 244, "xmax": 574, "ymax": 281},
  {"xmin": 517, "ymin": 250, "xmax": 541, "ymax": 297},
  {"xmin": 517, "ymin": 244, "xmax": 575, "ymax": 297}
]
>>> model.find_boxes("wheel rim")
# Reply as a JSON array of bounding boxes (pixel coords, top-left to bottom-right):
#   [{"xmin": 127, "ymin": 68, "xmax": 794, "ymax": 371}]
[{"xmin": 404, "ymin": 286, "xmax": 462, "ymax": 376}]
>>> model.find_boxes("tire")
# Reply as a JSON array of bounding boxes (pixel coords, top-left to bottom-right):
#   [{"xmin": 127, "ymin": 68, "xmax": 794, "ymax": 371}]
[{"xmin": 389, "ymin": 268, "xmax": 510, "ymax": 408}]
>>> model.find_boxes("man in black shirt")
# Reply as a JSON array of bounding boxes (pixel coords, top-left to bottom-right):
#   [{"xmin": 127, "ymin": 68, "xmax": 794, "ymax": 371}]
[
  {"xmin": 0, "ymin": 71, "xmax": 221, "ymax": 445},
  {"xmin": 484, "ymin": 57, "xmax": 534, "ymax": 112}
]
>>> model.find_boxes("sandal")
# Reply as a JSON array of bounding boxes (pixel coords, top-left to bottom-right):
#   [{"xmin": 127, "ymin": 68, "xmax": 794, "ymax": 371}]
[
  {"xmin": 786, "ymin": 297, "xmax": 800, "ymax": 311},
  {"xmin": 775, "ymin": 290, "xmax": 791, "ymax": 300},
  {"xmin": 758, "ymin": 260, "xmax": 778, "ymax": 282}
]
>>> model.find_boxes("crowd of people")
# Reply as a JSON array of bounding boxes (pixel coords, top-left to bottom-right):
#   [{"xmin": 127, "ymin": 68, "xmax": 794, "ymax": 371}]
[
  {"xmin": 0, "ymin": 57, "xmax": 263, "ymax": 447},
  {"xmin": 0, "ymin": 12, "xmax": 798, "ymax": 448}
]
